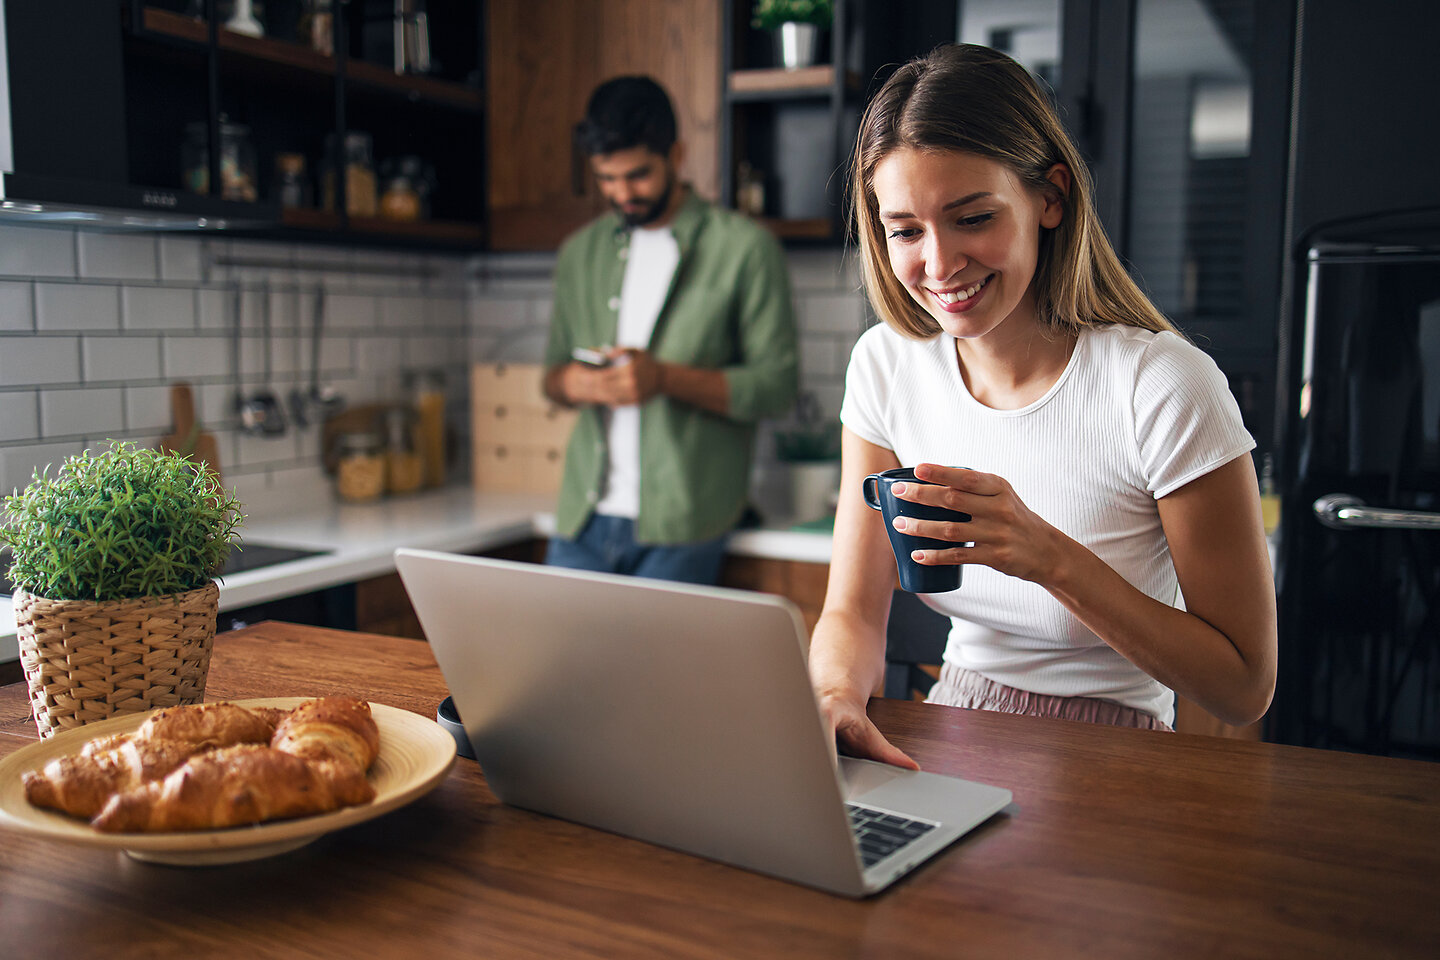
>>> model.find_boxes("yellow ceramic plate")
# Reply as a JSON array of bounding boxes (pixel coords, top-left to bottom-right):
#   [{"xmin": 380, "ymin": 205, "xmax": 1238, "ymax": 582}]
[{"xmin": 0, "ymin": 697, "xmax": 457, "ymax": 865}]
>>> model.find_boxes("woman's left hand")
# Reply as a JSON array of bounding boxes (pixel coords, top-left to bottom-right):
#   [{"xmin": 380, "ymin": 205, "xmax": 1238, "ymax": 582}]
[{"xmin": 891, "ymin": 463, "xmax": 1070, "ymax": 586}]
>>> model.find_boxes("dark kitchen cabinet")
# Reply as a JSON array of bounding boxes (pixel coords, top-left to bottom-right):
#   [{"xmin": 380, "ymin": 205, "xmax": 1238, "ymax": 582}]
[
  {"xmin": 718, "ymin": 0, "xmax": 956, "ymax": 243},
  {"xmin": 485, "ymin": 0, "xmax": 722, "ymax": 252},
  {"xmin": 122, "ymin": 1, "xmax": 487, "ymax": 248}
]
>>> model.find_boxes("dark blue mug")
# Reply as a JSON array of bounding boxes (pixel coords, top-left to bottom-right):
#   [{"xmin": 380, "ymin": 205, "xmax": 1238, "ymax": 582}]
[{"xmin": 862, "ymin": 467, "xmax": 970, "ymax": 593}]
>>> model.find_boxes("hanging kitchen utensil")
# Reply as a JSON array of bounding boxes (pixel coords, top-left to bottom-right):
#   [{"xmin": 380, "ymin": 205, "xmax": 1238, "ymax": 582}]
[
  {"xmin": 288, "ymin": 288, "xmax": 313, "ymax": 428},
  {"xmin": 233, "ymin": 282, "xmax": 264, "ymax": 435},
  {"xmin": 306, "ymin": 286, "xmax": 345, "ymax": 420},
  {"xmin": 236, "ymin": 281, "xmax": 286, "ymax": 436}
]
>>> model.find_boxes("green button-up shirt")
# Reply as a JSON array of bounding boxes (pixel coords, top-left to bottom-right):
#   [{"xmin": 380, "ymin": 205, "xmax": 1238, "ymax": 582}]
[{"xmin": 545, "ymin": 190, "xmax": 799, "ymax": 545}]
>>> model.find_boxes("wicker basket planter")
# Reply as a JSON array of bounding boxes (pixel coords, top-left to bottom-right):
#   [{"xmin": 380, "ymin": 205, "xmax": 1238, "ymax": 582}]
[{"xmin": 15, "ymin": 581, "xmax": 220, "ymax": 738}]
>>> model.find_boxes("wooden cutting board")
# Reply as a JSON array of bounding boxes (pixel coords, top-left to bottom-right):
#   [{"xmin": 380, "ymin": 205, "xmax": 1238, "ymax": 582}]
[{"xmin": 159, "ymin": 382, "xmax": 222, "ymax": 483}]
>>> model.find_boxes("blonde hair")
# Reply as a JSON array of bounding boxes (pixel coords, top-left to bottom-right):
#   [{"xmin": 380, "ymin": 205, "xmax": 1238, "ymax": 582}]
[{"xmin": 851, "ymin": 44, "xmax": 1178, "ymax": 340}]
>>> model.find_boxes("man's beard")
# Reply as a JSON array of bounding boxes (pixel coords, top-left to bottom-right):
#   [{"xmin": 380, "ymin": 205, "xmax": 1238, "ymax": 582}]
[{"xmin": 617, "ymin": 172, "xmax": 675, "ymax": 227}]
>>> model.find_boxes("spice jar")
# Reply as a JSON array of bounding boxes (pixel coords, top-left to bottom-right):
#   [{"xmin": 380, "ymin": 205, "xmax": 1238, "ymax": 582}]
[
  {"xmin": 300, "ymin": 0, "xmax": 334, "ymax": 55},
  {"xmin": 182, "ymin": 117, "xmax": 258, "ymax": 202},
  {"xmin": 383, "ymin": 407, "xmax": 424, "ymax": 495},
  {"xmin": 322, "ymin": 132, "xmax": 378, "ymax": 218},
  {"xmin": 275, "ymin": 152, "xmax": 312, "ymax": 208},
  {"xmin": 378, "ymin": 158, "xmax": 422, "ymax": 222},
  {"xmin": 335, "ymin": 430, "xmax": 386, "ymax": 502}
]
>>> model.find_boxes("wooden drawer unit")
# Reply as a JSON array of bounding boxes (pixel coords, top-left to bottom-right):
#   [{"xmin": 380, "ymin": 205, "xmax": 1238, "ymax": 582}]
[{"xmin": 471, "ymin": 364, "xmax": 576, "ymax": 493}]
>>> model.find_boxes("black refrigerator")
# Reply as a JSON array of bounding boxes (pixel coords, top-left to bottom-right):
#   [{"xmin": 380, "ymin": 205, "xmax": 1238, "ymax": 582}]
[{"xmin": 1271, "ymin": 1, "xmax": 1440, "ymax": 757}]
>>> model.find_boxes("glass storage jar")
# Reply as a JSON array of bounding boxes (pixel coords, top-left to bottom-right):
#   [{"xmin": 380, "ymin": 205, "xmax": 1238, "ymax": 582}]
[
  {"xmin": 182, "ymin": 117, "xmax": 258, "ymax": 202},
  {"xmin": 274, "ymin": 152, "xmax": 312, "ymax": 208},
  {"xmin": 322, "ymin": 132, "xmax": 378, "ymax": 218},
  {"xmin": 335, "ymin": 430, "xmax": 386, "ymax": 502}
]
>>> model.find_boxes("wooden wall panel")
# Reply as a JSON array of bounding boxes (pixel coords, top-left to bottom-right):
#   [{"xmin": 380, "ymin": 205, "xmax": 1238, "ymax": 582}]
[{"xmin": 487, "ymin": 0, "xmax": 721, "ymax": 250}]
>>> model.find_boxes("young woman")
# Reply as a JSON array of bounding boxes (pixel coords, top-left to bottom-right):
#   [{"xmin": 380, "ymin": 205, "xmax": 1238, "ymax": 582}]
[{"xmin": 809, "ymin": 44, "xmax": 1277, "ymax": 768}]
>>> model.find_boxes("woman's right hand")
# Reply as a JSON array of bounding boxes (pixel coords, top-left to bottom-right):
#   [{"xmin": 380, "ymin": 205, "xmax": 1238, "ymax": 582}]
[{"xmin": 816, "ymin": 687, "xmax": 920, "ymax": 771}]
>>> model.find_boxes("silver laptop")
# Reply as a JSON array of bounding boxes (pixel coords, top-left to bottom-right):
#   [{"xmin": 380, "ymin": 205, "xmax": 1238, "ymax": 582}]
[{"xmin": 394, "ymin": 548, "xmax": 1012, "ymax": 898}]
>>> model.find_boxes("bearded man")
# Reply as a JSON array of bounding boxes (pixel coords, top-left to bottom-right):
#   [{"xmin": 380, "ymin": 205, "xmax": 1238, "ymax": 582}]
[{"xmin": 542, "ymin": 76, "xmax": 799, "ymax": 584}]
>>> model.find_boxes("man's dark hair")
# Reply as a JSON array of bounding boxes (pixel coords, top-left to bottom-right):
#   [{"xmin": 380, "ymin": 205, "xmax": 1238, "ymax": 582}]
[{"xmin": 575, "ymin": 76, "xmax": 677, "ymax": 157}]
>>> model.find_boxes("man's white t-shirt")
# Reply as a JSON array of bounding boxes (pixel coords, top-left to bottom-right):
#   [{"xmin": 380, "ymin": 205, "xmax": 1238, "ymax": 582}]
[
  {"xmin": 595, "ymin": 225, "xmax": 680, "ymax": 519},
  {"xmin": 840, "ymin": 322, "xmax": 1255, "ymax": 724}
]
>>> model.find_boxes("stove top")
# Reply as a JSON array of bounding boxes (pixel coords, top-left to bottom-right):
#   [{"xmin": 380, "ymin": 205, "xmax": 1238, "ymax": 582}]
[{"xmin": 0, "ymin": 542, "xmax": 331, "ymax": 597}]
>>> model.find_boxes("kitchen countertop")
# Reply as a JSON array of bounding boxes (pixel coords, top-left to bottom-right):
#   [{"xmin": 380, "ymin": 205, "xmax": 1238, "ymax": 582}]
[{"xmin": 0, "ymin": 482, "xmax": 835, "ymax": 661}]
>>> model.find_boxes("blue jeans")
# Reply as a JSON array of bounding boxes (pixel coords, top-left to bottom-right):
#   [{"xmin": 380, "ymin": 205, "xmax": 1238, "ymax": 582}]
[{"xmin": 546, "ymin": 514, "xmax": 729, "ymax": 586}]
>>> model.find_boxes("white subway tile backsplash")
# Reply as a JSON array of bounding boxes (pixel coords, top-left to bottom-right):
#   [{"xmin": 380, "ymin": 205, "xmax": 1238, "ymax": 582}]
[
  {"xmin": 82, "ymin": 336, "xmax": 161, "ymax": 382},
  {"xmin": 39, "ymin": 387, "xmax": 126, "ymax": 437},
  {"xmin": 225, "ymin": 467, "xmax": 272, "ymax": 506},
  {"xmin": 798, "ymin": 293, "xmax": 867, "ymax": 336},
  {"xmin": 403, "ymin": 335, "xmax": 451, "ymax": 368},
  {"xmin": 0, "ymin": 441, "xmax": 84, "ymax": 497},
  {"xmin": 786, "ymin": 249, "xmax": 856, "ymax": 291},
  {"xmin": 355, "ymin": 336, "xmax": 404, "ymax": 373},
  {"xmin": 34, "ymin": 283, "xmax": 120, "ymax": 331},
  {"xmin": 162, "ymin": 335, "xmax": 232, "ymax": 379},
  {"xmin": 122, "ymin": 286, "xmax": 195, "ymax": 330},
  {"xmin": 468, "ymin": 294, "xmax": 531, "ymax": 330},
  {"xmin": 430, "ymin": 297, "xmax": 466, "ymax": 329},
  {"xmin": 1, "ymin": 336, "xmax": 82, "ymax": 385},
  {"xmin": 0, "ymin": 281, "xmax": 34, "ymax": 331},
  {"xmin": 197, "ymin": 288, "xmax": 230, "ymax": 330},
  {"xmin": 318, "ymin": 336, "xmax": 352, "ymax": 373},
  {"xmin": 77, "ymin": 233, "xmax": 158, "ymax": 281},
  {"xmin": 158, "ymin": 235, "xmax": 204, "ymax": 282},
  {"xmin": 379, "ymin": 295, "xmax": 426, "ymax": 328},
  {"xmin": 124, "ymin": 385, "xmax": 174, "ymax": 432},
  {"xmin": 199, "ymin": 383, "xmax": 237, "ymax": 425},
  {"xmin": 268, "ymin": 335, "xmax": 300, "ymax": 376},
  {"xmin": 326, "ymin": 293, "xmax": 377, "ymax": 329},
  {"xmin": 0, "ymin": 225, "xmax": 76, "ymax": 278},
  {"xmin": 234, "ymin": 427, "xmax": 302, "ymax": 469},
  {"xmin": 0, "ymin": 391, "xmax": 39, "ymax": 441},
  {"xmin": 799, "ymin": 337, "xmax": 845, "ymax": 379}
]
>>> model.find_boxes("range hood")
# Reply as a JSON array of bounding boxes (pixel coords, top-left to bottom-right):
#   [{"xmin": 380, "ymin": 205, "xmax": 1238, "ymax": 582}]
[
  {"xmin": 0, "ymin": 0, "xmax": 279, "ymax": 233},
  {"xmin": 0, "ymin": 171, "xmax": 278, "ymax": 231}
]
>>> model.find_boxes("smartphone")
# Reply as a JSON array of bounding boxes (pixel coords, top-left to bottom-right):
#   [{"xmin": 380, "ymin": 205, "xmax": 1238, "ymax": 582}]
[{"xmin": 571, "ymin": 347, "xmax": 612, "ymax": 367}]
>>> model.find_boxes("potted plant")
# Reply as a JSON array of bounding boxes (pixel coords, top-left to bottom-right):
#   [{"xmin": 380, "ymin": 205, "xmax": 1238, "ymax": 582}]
[
  {"xmin": 752, "ymin": 0, "xmax": 834, "ymax": 70},
  {"xmin": 774, "ymin": 393, "xmax": 842, "ymax": 526},
  {"xmin": 0, "ymin": 441, "xmax": 242, "ymax": 737}
]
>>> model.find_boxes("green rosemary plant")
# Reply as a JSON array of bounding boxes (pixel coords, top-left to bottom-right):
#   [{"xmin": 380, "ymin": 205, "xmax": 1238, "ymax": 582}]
[
  {"xmin": 0, "ymin": 441, "xmax": 243, "ymax": 601},
  {"xmin": 752, "ymin": 0, "xmax": 833, "ymax": 30}
]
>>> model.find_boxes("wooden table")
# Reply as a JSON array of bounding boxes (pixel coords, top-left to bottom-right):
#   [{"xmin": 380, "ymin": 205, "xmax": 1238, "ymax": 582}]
[{"xmin": 1, "ymin": 623, "xmax": 1437, "ymax": 959}]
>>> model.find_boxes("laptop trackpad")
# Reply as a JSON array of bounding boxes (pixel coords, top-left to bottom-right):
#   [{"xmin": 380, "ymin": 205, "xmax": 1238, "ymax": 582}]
[{"xmin": 839, "ymin": 756, "xmax": 1014, "ymax": 825}]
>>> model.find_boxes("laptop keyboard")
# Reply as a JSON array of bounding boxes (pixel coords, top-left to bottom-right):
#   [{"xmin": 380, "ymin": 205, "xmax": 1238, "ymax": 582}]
[{"xmin": 846, "ymin": 803, "xmax": 938, "ymax": 868}]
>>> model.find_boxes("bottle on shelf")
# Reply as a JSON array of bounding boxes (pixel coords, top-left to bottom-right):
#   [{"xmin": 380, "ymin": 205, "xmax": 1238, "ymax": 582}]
[{"xmin": 411, "ymin": 370, "xmax": 447, "ymax": 488}]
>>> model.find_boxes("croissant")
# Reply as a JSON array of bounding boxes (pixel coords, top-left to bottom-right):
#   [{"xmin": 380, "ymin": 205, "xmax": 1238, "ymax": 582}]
[
  {"xmin": 134, "ymin": 701, "xmax": 280, "ymax": 749},
  {"xmin": 271, "ymin": 697, "xmax": 380, "ymax": 772},
  {"xmin": 91, "ymin": 744, "xmax": 376, "ymax": 833},
  {"xmin": 23, "ymin": 738, "xmax": 203, "ymax": 819}
]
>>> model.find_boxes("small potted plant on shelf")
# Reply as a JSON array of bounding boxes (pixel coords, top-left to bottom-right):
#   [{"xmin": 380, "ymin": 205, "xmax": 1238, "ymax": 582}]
[
  {"xmin": 752, "ymin": 0, "xmax": 834, "ymax": 70},
  {"xmin": 774, "ymin": 393, "xmax": 842, "ymax": 526},
  {"xmin": 0, "ymin": 441, "xmax": 242, "ymax": 738}
]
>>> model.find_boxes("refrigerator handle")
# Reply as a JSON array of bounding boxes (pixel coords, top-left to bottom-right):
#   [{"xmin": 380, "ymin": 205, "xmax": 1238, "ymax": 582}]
[{"xmin": 1314, "ymin": 494, "xmax": 1440, "ymax": 531}]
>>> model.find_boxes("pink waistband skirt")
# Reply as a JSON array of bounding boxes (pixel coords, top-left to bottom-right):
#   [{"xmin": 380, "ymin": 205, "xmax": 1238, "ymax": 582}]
[{"xmin": 926, "ymin": 662, "xmax": 1173, "ymax": 732}]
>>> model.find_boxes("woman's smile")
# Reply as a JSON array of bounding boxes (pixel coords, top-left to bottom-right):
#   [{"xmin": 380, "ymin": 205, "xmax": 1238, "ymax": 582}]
[{"xmin": 928, "ymin": 273, "xmax": 994, "ymax": 311}]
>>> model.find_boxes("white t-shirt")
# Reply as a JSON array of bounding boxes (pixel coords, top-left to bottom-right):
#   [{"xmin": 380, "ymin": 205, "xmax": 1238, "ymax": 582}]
[
  {"xmin": 840, "ymin": 322, "xmax": 1255, "ymax": 724},
  {"xmin": 595, "ymin": 225, "xmax": 680, "ymax": 518}
]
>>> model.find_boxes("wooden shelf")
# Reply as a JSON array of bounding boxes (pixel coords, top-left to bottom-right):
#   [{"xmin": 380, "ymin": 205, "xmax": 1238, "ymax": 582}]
[
  {"xmin": 758, "ymin": 217, "xmax": 836, "ymax": 240},
  {"xmin": 139, "ymin": 8, "xmax": 482, "ymax": 112},
  {"xmin": 727, "ymin": 65, "xmax": 860, "ymax": 100}
]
